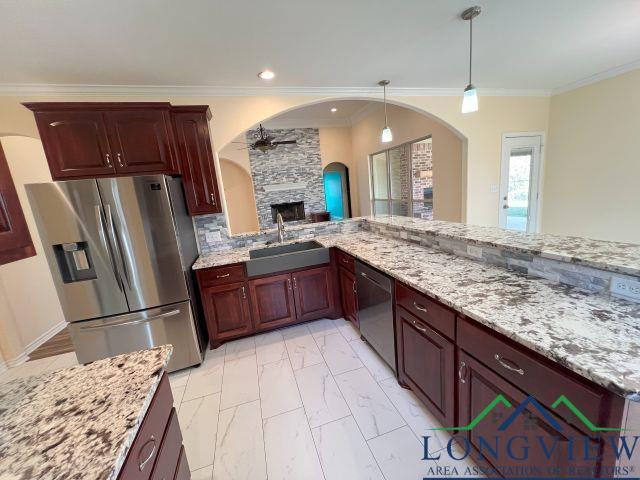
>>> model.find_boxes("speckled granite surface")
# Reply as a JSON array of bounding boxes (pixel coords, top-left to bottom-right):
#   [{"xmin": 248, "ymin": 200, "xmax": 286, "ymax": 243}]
[
  {"xmin": 364, "ymin": 215, "xmax": 640, "ymax": 277},
  {"xmin": 193, "ymin": 232, "xmax": 640, "ymax": 399},
  {"xmin": 0, "ymin": 346, "xmax": 172, "ymax": 480}
]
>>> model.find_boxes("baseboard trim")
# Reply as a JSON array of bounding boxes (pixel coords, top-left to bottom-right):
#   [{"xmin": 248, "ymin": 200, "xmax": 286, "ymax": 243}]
[{"xmin": 6, "ymin": 320, "xmax": 68, "ymax": 368}]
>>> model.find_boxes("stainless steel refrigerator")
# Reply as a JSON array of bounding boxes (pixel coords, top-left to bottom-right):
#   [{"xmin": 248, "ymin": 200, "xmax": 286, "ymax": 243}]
[{"xmin": 26, "ymin": 175, "xmax": 205, "ymax": 371}]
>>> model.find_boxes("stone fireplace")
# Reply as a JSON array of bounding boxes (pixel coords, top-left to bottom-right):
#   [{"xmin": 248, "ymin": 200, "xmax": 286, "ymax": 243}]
[{"xmin": 271, "ymin": 201, "xmax": 305, "ymax": 223}]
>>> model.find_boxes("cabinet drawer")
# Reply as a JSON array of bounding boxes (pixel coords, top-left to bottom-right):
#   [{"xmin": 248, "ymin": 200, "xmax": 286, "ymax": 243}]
[
  {"xmin": 457, "ymin": 318, "xmax": 605, "ymax": 429},
  {"xmin": 396, "ymin": 282, "xmax": 455, "ymax": 340},
  {"xmin": 336, "ymin": 249, "xmax": 355, "ymax": 273},
  {"xmin": 197, "ymin": 264, "xmax": 245, "ymax": 286},
  {"xmin": 151, "ymin": 408, "xmax": 183, "ymax": 480},
  {"xmin": 119, "ymin": 374, "xmax": 173, "ymax": 480}
]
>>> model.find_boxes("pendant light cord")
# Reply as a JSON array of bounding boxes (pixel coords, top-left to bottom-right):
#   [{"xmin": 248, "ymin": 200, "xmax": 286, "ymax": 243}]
[
  {"xmin": 383, "ymin": 83, "xmax": 389, "ymax": 126},
  {"xmin": 469, "ymin": 16, "xmax": 473, "ymax": 85}
]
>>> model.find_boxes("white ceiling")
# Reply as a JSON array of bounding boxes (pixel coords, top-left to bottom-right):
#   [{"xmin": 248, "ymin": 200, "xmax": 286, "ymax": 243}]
[
  {"xmin": 263, "ymin": 100, "xmax": 379, "ymax": 128},
  {"xmin": 1, "ymin": 0, "xmax": 639, "ymax": 92}
]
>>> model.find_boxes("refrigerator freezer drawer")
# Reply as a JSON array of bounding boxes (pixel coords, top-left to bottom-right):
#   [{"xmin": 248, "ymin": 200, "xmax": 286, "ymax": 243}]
[{"xmin": 68, "ymin": 301, "xmax": 202, "ymax": 372}]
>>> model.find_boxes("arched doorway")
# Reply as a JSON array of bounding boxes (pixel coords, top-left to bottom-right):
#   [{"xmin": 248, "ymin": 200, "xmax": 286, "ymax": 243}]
[
  {"xmin": 218, "ymin": 158, "xmax": 259, "ymax": 234},
  {"xmin": 323, "ymin": 162, "xmax": 351, "ymax": 220}
]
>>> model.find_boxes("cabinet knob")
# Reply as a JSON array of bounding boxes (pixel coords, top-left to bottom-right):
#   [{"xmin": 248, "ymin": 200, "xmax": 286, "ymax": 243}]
[
  {"xmin": 105, "ymin": 153, "xmax": 112, "ymax": 167},
  {"xmin": 117, "ymin": 153, "xmax": 125, "ymax": 167}
]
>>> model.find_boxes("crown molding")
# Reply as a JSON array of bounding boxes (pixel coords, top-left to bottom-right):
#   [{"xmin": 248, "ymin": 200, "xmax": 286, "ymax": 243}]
[
  {"xmin": 551, "ymin": 59, "xmax": 640, "ymax": 95},
  {"xmin": 0, "ymin": 83, "xmax": 552, "ymax": 97}
]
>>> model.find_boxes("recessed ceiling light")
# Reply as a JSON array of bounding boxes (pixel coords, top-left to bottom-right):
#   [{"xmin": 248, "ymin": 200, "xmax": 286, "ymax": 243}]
[
  {"xmin": 258, "ymin": 70, "xmax": 275, "ymax": 80},
  {"xmin": 330, "ymin": 107, "xmax": 337, "ymax": 113}
]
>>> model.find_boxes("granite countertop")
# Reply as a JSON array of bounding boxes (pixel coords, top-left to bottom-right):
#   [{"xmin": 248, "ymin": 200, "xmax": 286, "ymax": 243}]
[
  {"xmin": 193, "ymin": 232, "xmax": 640, "ymax": 399},
  {"xmin": 364, "ymin": 215, "xmax": 640, "ymax": 277},
  {"xmin": 0, "ymin": 346, "xmax": 172, "ymax": 480}
]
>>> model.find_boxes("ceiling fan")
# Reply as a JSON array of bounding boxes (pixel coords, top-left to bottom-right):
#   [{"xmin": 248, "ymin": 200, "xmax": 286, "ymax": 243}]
[{"xmin": 234, "ymin": 124, "xmax": 298, "ymax": 153}]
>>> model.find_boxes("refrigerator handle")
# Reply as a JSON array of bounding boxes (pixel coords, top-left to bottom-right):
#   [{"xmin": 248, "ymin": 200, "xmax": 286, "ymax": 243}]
[
  {"xmin": 94, "ymin": 205, "xmax": 123, "ymax": 292},
  {"xmin": 105, "ymin": 203, "xmax": 131, "ymax": 288}
]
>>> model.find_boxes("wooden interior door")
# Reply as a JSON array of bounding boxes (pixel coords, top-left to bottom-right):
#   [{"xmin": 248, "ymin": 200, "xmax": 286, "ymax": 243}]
[
  {"xmin": 0, "ymin": 144, "xmax": 35, "ymax": 265},
  {"xmin": 172, "ymin": 107, "xmax": 221, "ymax": 215},
  {"xmin": 457, "ymin": 350, "xmax": 601, "ymax": 477},
  {"xmin": 248, "ymin": 273, "xmax": 297, "ymax": 330},
  {"xmin": 292, "ymin": 266, "xmax": 335, "ymax": 321},
  {"xmin": 105, "ymin": 109, "xmax": 178, "ymax": 174},
  {"xmin": 397, "ymin": 307, "xmax": 454, "ymax": 426},
  {"xmin": 33, "ymin": 110, "xmax": 115, "ymax": 179},
  {"xmin": 339, "ymin": 266, "xmax": 358, "ymax": 326},
  {"xmin": 202, "ymin": 281, "xmax": 253, "ymax": 345}
]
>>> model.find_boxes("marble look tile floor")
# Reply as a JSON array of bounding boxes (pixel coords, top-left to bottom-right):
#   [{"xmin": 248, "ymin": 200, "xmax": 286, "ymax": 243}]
[{"xmin": 0, "ymin": 318, "xmax": 482, "ymax": 480}]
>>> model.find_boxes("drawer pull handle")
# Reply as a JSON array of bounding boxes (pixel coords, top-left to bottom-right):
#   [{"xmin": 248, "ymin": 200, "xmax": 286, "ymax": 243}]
[
  {"xmin": 413, "ymin": 302, "xmax": 428, "ymax": 313},
  {"xmin": 241, "ymin": 286, "xmax": 246, "ymax": 299},
  {"xmin": 287, "ymin": 278, "xmax": 292, "ymax": 290},
  {"xmin": 459, "ymin": 361, "xmax": 467, "ymax": 383},
  {"xmin": 210, "ymin": 192, "xmax": 216, "ymax": 205},
  {"xmin": 495, "ymin": 354, "xmax": 524, "ymax": 375},
  {"xmin": 138, "ymin": 436, "xmax": 156, "ymax": 471},
  {"xmin": 216, "ymin": 273, "xmax": 230, "ymax": 278},
  {"xmin": 117, "ymin": 152, "xmax": 125, "ymax": 167},
  {"xmin": 352, "ymin": 281, "xmax": 357, "ymax": 293},
  {"xmin": 411, "ymin": 318, "xmax": 427, "ymax": 334}
]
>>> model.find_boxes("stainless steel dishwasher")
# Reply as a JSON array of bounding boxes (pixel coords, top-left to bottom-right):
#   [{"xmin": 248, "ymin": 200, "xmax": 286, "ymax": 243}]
[{"xmin": 355, "ymin": 260, "xmax": 396, "ymax": 373}]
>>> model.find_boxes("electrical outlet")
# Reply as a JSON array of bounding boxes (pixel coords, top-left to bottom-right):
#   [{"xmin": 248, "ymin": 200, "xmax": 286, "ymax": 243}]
[
  {"xmin": 610, "ymin": 276, "xmax": 640, "ymax": 301},
  {"xmin": 467, "ymin": 245, "xmax": 483, "ymax": 258},
  {"xmin": 205, "ymin": 231, "xmax": 222, "ymax": 243}
]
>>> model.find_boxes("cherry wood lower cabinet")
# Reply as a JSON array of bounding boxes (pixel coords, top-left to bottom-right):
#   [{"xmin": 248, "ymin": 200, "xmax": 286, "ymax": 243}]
[
  {"xmin": 0, "ymin": 143, "xmax": 35, "ymax": 266},
  {"xmin": 457, "ymin": 350, "xmax": 600, "ymax": 477},
  {"xmin": 118, "ymin": 374, "xmax": 190, "ymax": 480},
  {"xmin": 292, "ymin": 267, "xmax": 335, "ymax": 321},
  {"xmin": 339, "ymin": 266, "xmax": 358, "ymax": 326},
  {"xmin": 396, "ymin": 306, "xmax": 455, "ymax": 426},
  {"xmin": 249, "ymin": 273, "xmax": 297, "ymax": 331},
  {"xmin": 201, "ymin": 281, "xmax": 253, "ymax": 345},
  {"xmin": 197, "ymin": 263, "xmax": 336, "ymax": 347}
]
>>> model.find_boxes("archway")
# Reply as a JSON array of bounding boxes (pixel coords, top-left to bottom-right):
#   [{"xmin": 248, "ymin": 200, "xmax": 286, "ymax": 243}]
[{"xmin": 218, "ymin": 158, "xmax": 259, "ymax": 234}]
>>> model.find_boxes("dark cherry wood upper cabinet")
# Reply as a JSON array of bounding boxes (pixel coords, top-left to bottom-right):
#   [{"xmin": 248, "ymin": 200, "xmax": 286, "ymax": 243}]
[
  {"xmin": 292, "ymin": 266, "xmax": 335, "ymax": 322},
  {"xmin": 0, "ymin": 144, "xmax": 35, "ymax": 265},
  {"xmin": 28, "ymin": 109, "xmax": 115, "ymax": 179},
  {"xmin": 457, "ymin": 350, "xmax": 600, "ymax": 477},
  {"xmin": 23, "ymin": 102, "xmax": 179, "ymax": 179},
  {"xmin": 338, "ymin": 266, "xmax": 358, "ymax": 327},
  {"xmin": 396, "ymin": 306, "xmax": 454, "ymax": 426},
  {"xmin": 249, "ymin": 273, "xmax": 297, "ymax": 330},
  {"xmin": 201, "ymin": 281, "xmax": 253, "ymax": 346},
  {"xmin": 171, "ymin": 106, "xmax": 222, "ymax": 215},
  {"xmin": 104, "ymin": 109, "xmax": 179, "ymax": 174}
]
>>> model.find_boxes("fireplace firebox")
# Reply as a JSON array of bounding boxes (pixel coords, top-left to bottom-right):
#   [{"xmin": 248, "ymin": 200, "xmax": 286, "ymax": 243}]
[{"xmin": 271, "ymin": 201, "xmax": 305, "ymax": 223}]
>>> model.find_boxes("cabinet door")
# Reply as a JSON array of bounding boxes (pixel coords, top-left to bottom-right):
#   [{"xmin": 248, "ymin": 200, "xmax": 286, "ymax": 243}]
[
  {"xmin": 33, "ymin": 110, "xmax": 115, "ymax": 179},
  {"xmin": 0, "ymin": 144, "xmax": 35, "ymax": 265},
  {"xmin": 339, "ymin": 266, "xmax": 358, "ymax": 326},
  {"xmin": 202, "ymin": 281, "xmax": 253, "ymax": 344},
  {"xmin": 457, "ymin": 350, "xmax": 600, "ymax": 477},
  {"xmin": 248, "ymin": 273, "xmax": 297, "ymax": 330},
  {"xmin": 105, "ymin": 110, "xmax": 178, "ymax": 174},
  {"xmin": 397, "ymin": 307, "xmax": 454, "ymax": 426},
  {"xmin": 292, "ymin": 266, "xmax": 335, "ymax": 322},
  {"xmin": 172, "ymin": 108, "xmax": 222, "ymax": 215}
]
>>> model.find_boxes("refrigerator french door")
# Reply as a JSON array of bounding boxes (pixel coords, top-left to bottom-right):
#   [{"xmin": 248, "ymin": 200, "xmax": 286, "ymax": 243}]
[{"xmin": 26, "ymin": 175, "xmax": 204, "ymax": 371}]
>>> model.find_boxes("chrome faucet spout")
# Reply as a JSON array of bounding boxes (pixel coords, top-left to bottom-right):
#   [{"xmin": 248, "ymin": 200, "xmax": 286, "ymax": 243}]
[{"xmin": 276, "ymin": 213, "xmax": 286, "ymax": 243}]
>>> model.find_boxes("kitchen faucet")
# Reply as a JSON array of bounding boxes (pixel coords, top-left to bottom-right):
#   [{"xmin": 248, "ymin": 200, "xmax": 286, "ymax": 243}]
[{"xmin": 276, "ymin": 213, "xmax": 286, "ymax": 243}]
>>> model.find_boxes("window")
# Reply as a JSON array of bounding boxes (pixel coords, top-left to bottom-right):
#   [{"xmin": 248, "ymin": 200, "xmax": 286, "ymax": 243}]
[{"xmin": 369, "ymin": 136, "xmax": 432, "ymax": 219}]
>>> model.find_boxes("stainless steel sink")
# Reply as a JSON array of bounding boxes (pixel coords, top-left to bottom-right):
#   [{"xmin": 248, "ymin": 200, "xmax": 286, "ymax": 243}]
[{"xmin": 246, "ymin": 240, "xmax": 329, "ymax": 276}]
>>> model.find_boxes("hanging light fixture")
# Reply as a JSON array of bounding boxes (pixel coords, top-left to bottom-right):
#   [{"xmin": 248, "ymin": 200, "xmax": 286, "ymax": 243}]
[
  {"xmin": 378, "ymin": 80, "xmax": 393, "ymax": 143},
  {"xmin": 461, "ymin": 6, "xmax": 481, "ymax": 113}
]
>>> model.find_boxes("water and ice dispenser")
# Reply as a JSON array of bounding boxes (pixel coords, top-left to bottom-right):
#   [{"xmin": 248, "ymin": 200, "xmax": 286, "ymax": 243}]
[{"xmin": 52, "ymin": 241, "xmax": 97, "ymax": 283}]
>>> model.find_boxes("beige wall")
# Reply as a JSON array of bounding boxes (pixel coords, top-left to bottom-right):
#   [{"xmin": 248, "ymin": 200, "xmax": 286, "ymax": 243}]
[
  {"xmin": 350, "ymin": 104, "xmax": 464, "ymax": 222},
  {"xmin": 319, "ymin": 127, "xmax": 353, "ymax": 169},
  {"xmin": 542, "ymin": 69, "xmax": 640, "ymax": 243},
  {"xmin": 0, "ymin": 136, "xmax": 66, "ymax": 363},
  {"xmin": 218, "ymin": 158, "xmax": 259, "ymax": 234}
]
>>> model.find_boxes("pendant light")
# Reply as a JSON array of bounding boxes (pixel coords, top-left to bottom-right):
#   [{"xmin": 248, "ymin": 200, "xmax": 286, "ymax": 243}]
[
  {"xmin": 378, "ymin": 80, "xmax": 393, "ymax": 143},
  {"xmin": 461, "ymin": 6, "xmax": 481, "ymax": 113}
]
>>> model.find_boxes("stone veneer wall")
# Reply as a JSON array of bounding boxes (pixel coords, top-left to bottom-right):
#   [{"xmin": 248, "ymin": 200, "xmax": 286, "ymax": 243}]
[
  {"xmin": 247, "ymin": 128, "xmax": 326, "ymax": 229},
  {"xmin": 193, "ymin": 213, "xmax": 361, "ymax": 253},
  {"xmin": 411, "ymin": 140, "xmax": 433, "ymax": 220}
]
